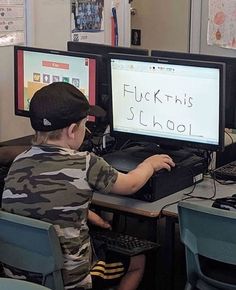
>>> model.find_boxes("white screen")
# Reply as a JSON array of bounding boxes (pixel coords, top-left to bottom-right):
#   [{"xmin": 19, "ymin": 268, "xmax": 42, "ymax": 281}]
[{"xmin": 111, "ymin": 58, "xmax": 221, "ymax": 146}]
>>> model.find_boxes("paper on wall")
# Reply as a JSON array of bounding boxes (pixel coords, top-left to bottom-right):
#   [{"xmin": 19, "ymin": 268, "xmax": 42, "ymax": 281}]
[
  {"xmin": 0, "ymin": 0, "xmax": 25, "ymax": 46},
  {"xmin": 208, "ymin": 0, "xmax": 236, "ymax": 49}
]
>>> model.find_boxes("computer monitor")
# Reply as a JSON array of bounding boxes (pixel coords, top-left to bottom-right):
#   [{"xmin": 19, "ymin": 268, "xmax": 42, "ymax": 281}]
[
  {"xmin": 151, "ymin": 49, "xmax": 236, "ymax": 129},
  {"xmin": 14, "ymin": 45, "xmax": 101, "ymax": 123},
  {"xmin": 67, "ymin": 41, "xmax": 149, "ymax": 57},
  {"xmin": 67, "ymin": 42, "xmax": 149, "ymax": 109},
  {"xmin": 108, "ymin": 54, "xmax": 225, "ymax": 152}
]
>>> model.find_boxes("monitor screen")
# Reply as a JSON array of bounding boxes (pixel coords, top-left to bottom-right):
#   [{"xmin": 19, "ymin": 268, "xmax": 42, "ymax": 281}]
[
  {"xmin": 108, "ymin": 54, "xmax": 225, "ymax": 151},
  {"xmin": 151, "ymin": 49, "xmax": 236, "ymax": 129},
  {"xmin": 15, "ymin": 45, "xmax": 100, "ymax": 122}
]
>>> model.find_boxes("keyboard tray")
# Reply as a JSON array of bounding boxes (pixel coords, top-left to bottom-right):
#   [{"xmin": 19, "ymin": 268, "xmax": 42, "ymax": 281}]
[{"xmin": 90, "ymin": 230, "xmax": 159, "ymax": 256}]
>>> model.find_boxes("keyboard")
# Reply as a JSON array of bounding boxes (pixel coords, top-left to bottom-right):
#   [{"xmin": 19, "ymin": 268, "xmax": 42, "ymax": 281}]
[
  {"xmin": 90, "ymin": 230, "xmax": 159, "ymax": 256},
  {"xmin": 213, "ymin": 160, "xmax": 236, "ymax": 181}
]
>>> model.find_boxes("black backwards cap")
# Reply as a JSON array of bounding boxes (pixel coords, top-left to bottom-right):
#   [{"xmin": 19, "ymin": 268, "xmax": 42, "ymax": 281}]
[{"xmin": 29, "ymin": 82, "xmax": 105, "ymax": 131}]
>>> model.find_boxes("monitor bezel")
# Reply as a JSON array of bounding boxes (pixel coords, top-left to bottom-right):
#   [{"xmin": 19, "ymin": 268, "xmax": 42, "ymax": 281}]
[
  {"xmin": 108, "ymin": 53, "xmax": 225, "ymax": 152},
  {"xmin": 14, "ymin": 45, "xmax": 102, "ymax": 120}
]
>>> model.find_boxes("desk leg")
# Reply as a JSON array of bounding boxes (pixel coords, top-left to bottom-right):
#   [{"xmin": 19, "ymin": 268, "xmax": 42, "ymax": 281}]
[{"xmin": 163, "ymin": 216, "xmax": 177, "ymax": 290}]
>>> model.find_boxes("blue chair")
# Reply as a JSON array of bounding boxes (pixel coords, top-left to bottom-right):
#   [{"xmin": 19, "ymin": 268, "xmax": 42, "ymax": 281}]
[
  {"xmin": 0, "ymin": 210, "xmax": 64, "ymax": 290},
  {"xmin": 178, "ymin": 200, "xmax": 236, "ymax": 290},
  {"xmin": 0, "ymin": 277, "xmax": 51, "ymax": 289}
]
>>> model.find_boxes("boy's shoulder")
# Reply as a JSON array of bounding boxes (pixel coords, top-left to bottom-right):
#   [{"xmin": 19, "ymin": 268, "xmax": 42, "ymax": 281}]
[{"xmin": 15, "ymin": 145, "xmax": 90, "ymax": 159}]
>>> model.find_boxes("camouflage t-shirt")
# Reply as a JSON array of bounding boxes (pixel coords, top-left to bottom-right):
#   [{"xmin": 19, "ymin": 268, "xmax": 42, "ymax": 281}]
[{"xmin": 2, "ymin": 145, "xmax": 118, "ymax": 289}]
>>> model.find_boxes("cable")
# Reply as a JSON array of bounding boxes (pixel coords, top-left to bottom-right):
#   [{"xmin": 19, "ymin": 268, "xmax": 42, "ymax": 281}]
[
  {"xmin": 158, "ymin": 183, "xmax": 197, "ymax": 219},
  {"xmin": 119, "ymin": 139, "xmax": 136, "ymax": 151},
  {"xmin": 157, "ymin": 168, "xmax": 219, "ymax": 219},
  {"xmin": 225, "ymin": 130, "xmax": 234, "ymax": 145}
]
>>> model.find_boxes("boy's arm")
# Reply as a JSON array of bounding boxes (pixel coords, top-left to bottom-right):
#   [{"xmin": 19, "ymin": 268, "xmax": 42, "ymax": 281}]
[
  {"xmin": 88, "ymin": 210, "xmax": 112, "ymax": 230},
  {"xmin": 111, "ymin": 154, "xmax": 175, "ymax": 195}
]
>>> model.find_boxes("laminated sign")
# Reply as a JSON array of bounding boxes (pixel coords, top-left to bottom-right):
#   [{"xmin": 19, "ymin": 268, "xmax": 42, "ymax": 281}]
[{"xmin": 0, "ymin": 0, "xmax": 25, "ymax": 46}]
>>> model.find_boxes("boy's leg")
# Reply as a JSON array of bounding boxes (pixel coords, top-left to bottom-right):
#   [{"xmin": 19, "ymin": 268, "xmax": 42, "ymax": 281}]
[
  {"xmin": 91, "ymin": 253, "xmax": 145, "ymax": 290},
  {"xmin": 117, "ymin": 254, "xmax": 145, "ymax": 290}
]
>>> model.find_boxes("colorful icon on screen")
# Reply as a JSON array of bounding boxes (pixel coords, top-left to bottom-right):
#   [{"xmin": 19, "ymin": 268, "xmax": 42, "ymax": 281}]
[
  {"xmin": 72, "ymin": 78, "xmax": 80, "ymax": 88},
  {"xmin": 33, "ymin": 73, "xmax": 41, "ymax": 82},
  {"xmin": 62, "ymin": 77, "xmax": 70, "ymax": 83},
  {"xmin": 52, "ymin": 75, "xmax": 60, "ymax": 82},
  {"xmin": 43, "ymin": 74, "xmax": 50, "ymax": 83}
]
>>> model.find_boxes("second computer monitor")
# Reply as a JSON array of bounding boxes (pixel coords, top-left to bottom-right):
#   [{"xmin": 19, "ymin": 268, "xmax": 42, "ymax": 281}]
[
  {"xmin": 67, "ymin": 41, "xmax": 149, "ymax": 57},
  {"xmin": 15, "ymin": 46, "xmax": 101, "ymax": 123},
  {"xmin": 108, "ymin": 54, "xmax": 225, "ymax": 152}
]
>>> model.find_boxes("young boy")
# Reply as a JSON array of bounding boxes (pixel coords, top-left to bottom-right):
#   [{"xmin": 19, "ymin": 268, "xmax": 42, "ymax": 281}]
[{"xmin": 2, "ymin": 82, "xmax": 175, "ymax": 290}]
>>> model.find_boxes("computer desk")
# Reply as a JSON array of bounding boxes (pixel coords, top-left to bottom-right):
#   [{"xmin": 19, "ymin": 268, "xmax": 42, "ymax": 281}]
[{"xmin": 92, "ymin": 176, "xmax": 236, "ymax": 290}]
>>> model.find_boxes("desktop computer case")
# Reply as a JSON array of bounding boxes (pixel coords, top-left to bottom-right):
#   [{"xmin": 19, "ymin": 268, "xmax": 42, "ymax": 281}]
[{"xmin": 132, "ymin": 155, "xmax": 207, "ymax": 202}]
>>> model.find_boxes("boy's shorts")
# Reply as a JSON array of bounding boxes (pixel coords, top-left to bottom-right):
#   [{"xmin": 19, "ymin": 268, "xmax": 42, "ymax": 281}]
[{"xmin": 90, "ymin": 251, "xmax": 130, "ymax": 290}]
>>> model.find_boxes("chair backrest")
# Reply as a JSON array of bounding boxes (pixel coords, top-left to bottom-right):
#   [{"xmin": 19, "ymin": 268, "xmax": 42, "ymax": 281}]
[
  {"xmin": 0, "ymin": 277, "xmax": 51, "ymax": 290},
  {"xmin": 178, "ymin": 201, "xmax": 236, "ymax": 290},
  {"xmin": 0, "ymin": 210, "xmax": 64, "ymax": 290}
]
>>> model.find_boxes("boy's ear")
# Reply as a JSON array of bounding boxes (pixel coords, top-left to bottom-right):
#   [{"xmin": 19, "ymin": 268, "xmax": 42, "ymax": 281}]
[{"xmin": 67, "ymin": 123, "xmax": 77, "ymax": 139}]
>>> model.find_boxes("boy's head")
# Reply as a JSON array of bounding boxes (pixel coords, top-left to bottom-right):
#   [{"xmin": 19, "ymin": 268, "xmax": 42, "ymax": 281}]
[
  {"xmin": 29, "ymin": 82, "xmax": 105, "ymax": 149},
  {"xmin": 30, "ymin": 82, "xmax": 92, "ymax": 132}
]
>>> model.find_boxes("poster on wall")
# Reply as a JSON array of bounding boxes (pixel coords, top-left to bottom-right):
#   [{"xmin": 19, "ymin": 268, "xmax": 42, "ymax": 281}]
[
  {"xmin": 0, "ymin": 0, "xmax": 25, "ymax": 46},
  {"xmin": 208, "ymin": 0, "xmax": 236, "ymax": 49},
  {"xmin": 71, "ymin": 0, "xmax": 105, "ymax": 44}
]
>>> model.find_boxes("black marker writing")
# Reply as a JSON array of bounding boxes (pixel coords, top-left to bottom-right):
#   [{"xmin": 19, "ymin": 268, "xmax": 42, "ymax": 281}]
[
  {"xmin": 166, "ymin": 120, "xmax": 191, "ymax": 134},
  {"xmin": 154, "ymin": 90, "xmax": 161, "ymax": 103},
  {"xmin": 123, "ymin": 84, "xmax": 134, "ymax": 97},
  {"xmin": 127, "ymin": 107, "xmax": 135, "ymax": 120},
  {"xmin": 123, "ymin": 84, "xmax": 193, "ymax": 107},
  {"xmin": 153, "ymin": 116, "xmax": 163, "ymax": 129},
  {"xmin": 139, "ymin": 110, "xmax": 147, "ymax": 126},
  {"xmin": 127, "ymin": 107, "xmax": 193, "ymax": 136}
]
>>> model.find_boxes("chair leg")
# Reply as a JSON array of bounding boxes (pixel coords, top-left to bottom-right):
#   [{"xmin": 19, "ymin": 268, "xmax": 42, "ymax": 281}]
[
  {"xmin": 185, "ymin": 282, "xmax": 195, "ymax": 290},
  {"xmin": 196, "ymin": 279, "xmax": 218, "ymax": 290}
]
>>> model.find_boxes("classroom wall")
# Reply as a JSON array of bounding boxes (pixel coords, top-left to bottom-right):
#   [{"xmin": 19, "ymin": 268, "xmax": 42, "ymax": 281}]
[
  {"xmin": 0, "ymin": 46, "xmax": 33, "ymax": 141},
  {"xmin": 0, "ymin": 0, "xmax": 71, "ymax": 142},
  {"xmin": 130, "ymin": 0, "xmax": 191, "ymax": 52}
]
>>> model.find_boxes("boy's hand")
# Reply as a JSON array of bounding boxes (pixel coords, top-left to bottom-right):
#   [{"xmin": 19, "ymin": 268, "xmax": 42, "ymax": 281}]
[
  {"xmin": 88, "ymin": 210, "xmax": 112, "ymax": 230},
  {"xmin": 141, "ymin": 154, "xmax": 175, "ymax": 172}
]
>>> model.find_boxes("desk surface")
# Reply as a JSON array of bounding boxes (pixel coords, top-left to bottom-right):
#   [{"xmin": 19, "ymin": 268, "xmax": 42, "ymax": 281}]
[{"xmin": 92, "ymin": 177, "xmax": 236, "ymax": 218}]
